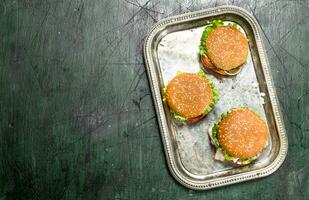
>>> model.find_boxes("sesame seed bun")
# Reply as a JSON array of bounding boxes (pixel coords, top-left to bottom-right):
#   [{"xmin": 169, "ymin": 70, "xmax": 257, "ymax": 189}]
[
  {"xmin": 217, "ymin": 108, "xmax": 268, "ymax": 160},
  {"xmin": 206, "ymin": 26, "xmax": 248, "ymax": 71},
  {"xmin": 165, "ymin": 73, "xmax": 217, "ymax": 122}
]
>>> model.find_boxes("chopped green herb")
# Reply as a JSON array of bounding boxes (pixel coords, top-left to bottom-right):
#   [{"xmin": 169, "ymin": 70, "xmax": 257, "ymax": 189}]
[{"xmin": 228, "ymin": 23, "xmax": 238, "ymax": 29}]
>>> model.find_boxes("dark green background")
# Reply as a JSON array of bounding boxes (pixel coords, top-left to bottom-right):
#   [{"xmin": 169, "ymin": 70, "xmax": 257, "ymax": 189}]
[{"xmin": 0, "ymin": 0, "xmax": 308, "ymax": 199}]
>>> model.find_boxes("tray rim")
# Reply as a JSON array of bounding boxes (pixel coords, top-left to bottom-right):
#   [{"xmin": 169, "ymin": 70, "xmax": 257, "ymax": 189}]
[{"xmin": 143, "ymin": 5, "xmax": 288, "ymax": 190}]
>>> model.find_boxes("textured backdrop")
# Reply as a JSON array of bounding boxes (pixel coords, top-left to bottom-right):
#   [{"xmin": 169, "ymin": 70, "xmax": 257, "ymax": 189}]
[{"xmin": 0, "ymin": 0, "xmax": 308, "ymax": 199}]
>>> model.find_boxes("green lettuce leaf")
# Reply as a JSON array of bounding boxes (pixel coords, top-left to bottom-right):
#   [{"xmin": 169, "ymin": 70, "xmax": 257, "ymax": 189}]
[
  {"xmin": 170, "ymin": 109, "xmax": 187, "ymax": 122},
  {"xmin": 199, "ymin": 19, "xmax": 224, "ymax": 56},
  {"xmin": 213, "ymin": 19, "xmax": 224, "ymax": 28},
  {"xmin": 241, "ymin": 156, "xmax": 257, "ymax": 165},
  {"xmin": 212, "ymin": 123, "xmax": 220, "ymax": 148},
  {"xmin": 197, "ymin": 71, "xmax": 219, "ymax": 115},
  {"xmin": 224, "ymin": 151, "xmax": 235, "ymax": 161},
  {"xmin": 162, "ymin": 88, "xmax": 167, "ymax": 103}
]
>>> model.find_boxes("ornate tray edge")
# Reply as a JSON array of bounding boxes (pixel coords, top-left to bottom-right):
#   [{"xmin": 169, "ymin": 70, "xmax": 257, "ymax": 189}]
[{"xmin": 143, "ymin": 5, "xmax": 288, "ymax": 190}]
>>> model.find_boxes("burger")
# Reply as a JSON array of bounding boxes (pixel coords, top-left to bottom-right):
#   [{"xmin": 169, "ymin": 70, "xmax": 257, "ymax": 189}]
[
  {"xmin": 209, "ymin": 108, "xmax": 268, "ymax": 165},
  {"xmin": 164, "ymin": 71, "xmax": 218, "ymax": 123},
  {"xmin": 199, "ymin": 20, "xmax": 249, "ymax": 76}
]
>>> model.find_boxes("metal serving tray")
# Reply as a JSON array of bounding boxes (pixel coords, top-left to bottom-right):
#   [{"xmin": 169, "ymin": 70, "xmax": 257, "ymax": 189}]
[{"xmin": 143, "ymin": 5, "xmax": 288, "ymax": 190}]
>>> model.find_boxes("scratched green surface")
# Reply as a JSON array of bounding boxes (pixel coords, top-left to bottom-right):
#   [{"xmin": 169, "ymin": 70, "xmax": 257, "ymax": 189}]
[{"xmin": 0, "ymin": 0, "xmax": 308, "ymax": 199}]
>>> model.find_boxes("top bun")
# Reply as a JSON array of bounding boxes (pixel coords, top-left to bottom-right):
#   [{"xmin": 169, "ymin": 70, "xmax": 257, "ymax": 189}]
[
  {"xmin": 206, "ymin": 26, "xmax": 248, "ymax": 71},
  {"xmin": 166, "ymin": 73, "xmax": 213, "ymax": 120},
  {"xmin": 217, "ymin": 108, "xmax": 268, "ymax": 159}
]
